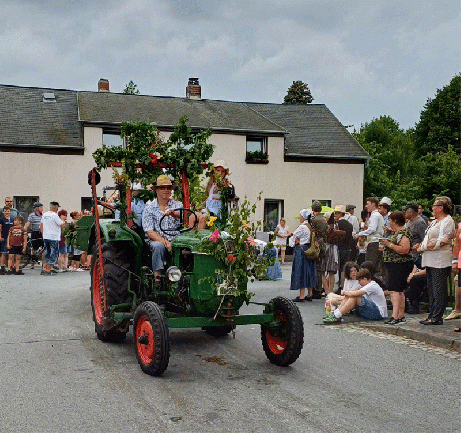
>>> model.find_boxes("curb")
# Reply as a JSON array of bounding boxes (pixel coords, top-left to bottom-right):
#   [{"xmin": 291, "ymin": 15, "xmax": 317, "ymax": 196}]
[{"xmin": 355, "ymin": 322, "xmax": 461, "ymax": 353}]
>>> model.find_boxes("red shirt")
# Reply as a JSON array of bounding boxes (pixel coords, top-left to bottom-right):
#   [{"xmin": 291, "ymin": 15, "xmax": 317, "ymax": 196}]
[{"xmin": 9, "ymin": 226, "xmax": 26, "ymax": 247}]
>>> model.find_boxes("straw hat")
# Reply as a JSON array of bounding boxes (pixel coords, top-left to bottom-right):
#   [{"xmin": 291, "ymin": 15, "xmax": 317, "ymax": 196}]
[
  {"xmin": 153, "ymin": 175, "xmax": 177, "ymax": 189},
  {"xmin": 334, "ymin": 205, "xmax": 346, "ymax": 214},
  {"xmin": 213, "ymin": 159, "xmax": 230, "ymax": 175}
]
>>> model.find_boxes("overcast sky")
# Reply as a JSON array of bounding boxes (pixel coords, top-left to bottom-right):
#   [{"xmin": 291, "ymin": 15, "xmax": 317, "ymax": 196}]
[{"xmin": 2, "ymin": 0, "xmax": 459, "ymax": 130}]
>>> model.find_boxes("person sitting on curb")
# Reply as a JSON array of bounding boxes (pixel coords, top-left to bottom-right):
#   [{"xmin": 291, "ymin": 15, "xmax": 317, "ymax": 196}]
[{"xmin": 323, "ymin": 268, "xmax": 388, "ymax": 323}]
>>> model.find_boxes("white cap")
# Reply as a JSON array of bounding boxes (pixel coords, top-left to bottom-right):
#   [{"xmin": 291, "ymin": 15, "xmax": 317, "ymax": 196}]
[{"xmin": 379, "ymin": 197, "xmax": 392, "ymax": 206}]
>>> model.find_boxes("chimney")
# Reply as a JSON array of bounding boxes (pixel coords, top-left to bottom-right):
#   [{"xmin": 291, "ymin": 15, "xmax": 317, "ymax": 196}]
[
  {"xmin": 186, "ymin": 78, "xmax": 201, "ymax": 100},
  {"xmin": 98, "ymin": 78, "xmax": 110, "ymax": 92}
]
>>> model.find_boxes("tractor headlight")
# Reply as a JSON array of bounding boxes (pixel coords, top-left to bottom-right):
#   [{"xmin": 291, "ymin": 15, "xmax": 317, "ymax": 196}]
[{"xmin": 166, "ymin": 266, "xmax": 182, "ymax": 282}]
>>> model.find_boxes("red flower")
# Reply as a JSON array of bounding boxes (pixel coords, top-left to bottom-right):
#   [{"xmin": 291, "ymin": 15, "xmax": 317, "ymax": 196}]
[{"xmin": 227, "ymin": 254, "xmax": 237, "ymax": 262}]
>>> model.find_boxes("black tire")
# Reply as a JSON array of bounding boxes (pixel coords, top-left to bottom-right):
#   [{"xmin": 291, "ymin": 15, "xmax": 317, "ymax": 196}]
[
  {"xmin": 133, "ymin": 301, "xmax": 170, "ymax": 376},
  {"xmin": 261, "ymin": 297, "xmax": 304, "ymax": 367},
  {"xmin": 90, "ymin": 241, "xmax": 132, "ymax": 343},
  {"xmin": 203, "ymin": 325, "xmax": 233, "ymax": 337},
  {"xmin": 19, "ymin": 253, "xmax": 31, "ymax": 270}
]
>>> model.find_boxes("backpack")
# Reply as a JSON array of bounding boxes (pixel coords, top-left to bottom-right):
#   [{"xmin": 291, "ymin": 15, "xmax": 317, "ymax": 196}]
[{"xmin": 304, "ymin": 223, "xmax": 321, "ymax": 260}]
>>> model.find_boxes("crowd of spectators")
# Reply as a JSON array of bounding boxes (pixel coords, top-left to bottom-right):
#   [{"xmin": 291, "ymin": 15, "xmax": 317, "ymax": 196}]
[
  {"xmin": 0, "ymin": 197, "xmax": 91, "ymax": 276},
  {"xmin": 301, "ymin": 195, "xmax": 460, "ymax": 333}
]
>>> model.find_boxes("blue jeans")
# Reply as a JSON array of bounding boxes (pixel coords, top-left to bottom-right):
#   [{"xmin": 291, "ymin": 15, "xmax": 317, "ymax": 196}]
[
  {"xmin": 355, "ymin": 296, "xmax": 383, "ymax": 321},
  {"xmin": 147, "ymin": 240, "xmax": 167, "ymax": 273},
  {"xmin": 44, "ymin": 239, "xmax": 59, "ymax": 265}
]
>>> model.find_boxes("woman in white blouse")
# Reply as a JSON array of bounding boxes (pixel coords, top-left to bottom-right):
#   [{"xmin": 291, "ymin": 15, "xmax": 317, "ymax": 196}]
[
  {"xmin": 416, "ymin": 196, "xmax": 455, "ymax": 325},
  {"xmin": 289, "ymin": 209, "xmax": 317, "ymax": 302},
  {"xmin": 274, "ymin": 218, "xmax": 291, "ymax": 265}
]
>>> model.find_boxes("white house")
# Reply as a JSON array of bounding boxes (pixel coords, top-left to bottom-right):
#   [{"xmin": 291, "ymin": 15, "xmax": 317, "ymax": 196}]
[{"xmin": 0, "ymin": 78, "xmax": 368, "ymax": 231}]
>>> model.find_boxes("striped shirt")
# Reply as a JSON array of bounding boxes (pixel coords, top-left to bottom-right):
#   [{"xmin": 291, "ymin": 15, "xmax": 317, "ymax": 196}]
[{"xmin": 27, "ymin": 211, "xmax": 42, "ymax": 231}]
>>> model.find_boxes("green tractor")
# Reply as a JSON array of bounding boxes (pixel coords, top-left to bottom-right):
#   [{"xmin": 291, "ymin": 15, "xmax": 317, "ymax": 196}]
[{"xmin": 76, "ymin": 167, "xmax": 304, "ymax": 376}]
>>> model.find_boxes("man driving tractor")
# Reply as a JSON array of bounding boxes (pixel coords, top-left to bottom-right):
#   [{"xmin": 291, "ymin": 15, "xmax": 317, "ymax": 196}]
[{"xmin": 142, "ymin": 174, "xmax": 205, "ymax": 277}]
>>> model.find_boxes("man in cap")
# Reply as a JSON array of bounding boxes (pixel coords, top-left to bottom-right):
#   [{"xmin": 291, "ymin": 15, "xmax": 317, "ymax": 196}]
[
  {"xmin": 378, "ymin": 197, "xmax": 392, "ymax": 237},
  {"xmin": 142, "ymin": 175, "xmax": 184, "ymax": 276},
  {"xmin": 334, "ymin": 205, "xmax": 354, "ymax": 291},
  {"xmin": 40, "ymin": 201, "xmax": 64, "ymax": 275},
  {"xmin": 344, "ymin": 204, "xmax": 360, "ymax": 235},
  {"xmin": 25, "ymin": 202, "xmax": 44, "ymax": 253},
  {"xmin": 311, "ymin": 200, "xmax": 328, "ymax": 298}
]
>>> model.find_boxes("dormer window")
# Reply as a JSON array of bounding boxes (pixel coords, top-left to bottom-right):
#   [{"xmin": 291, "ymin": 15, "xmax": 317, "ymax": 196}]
[{"xmin": 42, "ymin": 92, "xmax": 56, "ymax": 103}]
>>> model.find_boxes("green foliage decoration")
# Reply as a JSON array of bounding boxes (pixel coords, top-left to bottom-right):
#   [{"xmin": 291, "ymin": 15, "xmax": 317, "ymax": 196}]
[
  {"xmin": 92, "ymin": 117, "xmax": 214, "ymax": 212},
  {"xmin": 199, "ymin": 194, "xmax": 275, "ymax": 301}
]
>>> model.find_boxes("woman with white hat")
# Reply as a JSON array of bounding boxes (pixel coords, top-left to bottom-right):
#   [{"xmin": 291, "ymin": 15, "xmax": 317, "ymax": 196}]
[
  {"xmin": 289, "ymin": 209, "xmax": 317, "ymax": 302},
  {"xmin": 204, "ymin": 160, "xmax": 232, "ymax": 217}
]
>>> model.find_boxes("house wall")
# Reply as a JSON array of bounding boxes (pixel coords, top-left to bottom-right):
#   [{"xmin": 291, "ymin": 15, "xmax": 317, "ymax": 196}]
[
  {"xmin": 0, "ymin": 126, "xmax": 114, "ymax": 215},
  {"xmin": 0, "ymin": 127, "xmax": 365, "ymax": 229},
  {"xmin": 209, "ymin": 133, "xmax": 365, "ymax": 231}
]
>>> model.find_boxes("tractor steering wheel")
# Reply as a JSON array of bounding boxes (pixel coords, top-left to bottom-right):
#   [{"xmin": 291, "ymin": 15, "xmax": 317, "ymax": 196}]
[{"xmin": 159, "ymin": 208, "xmax": 197, "ymax": 234}]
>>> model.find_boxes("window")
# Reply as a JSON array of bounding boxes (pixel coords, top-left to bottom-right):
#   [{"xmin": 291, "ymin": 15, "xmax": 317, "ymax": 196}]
[
  {"xmin": 14, "ymin": 196, "xmax": 39, "ymax": 218},
  {"xmin": 246, "ymin": 136, "xmax": 268, "ymax": 163},
  {"xmin": 81, "ymin": 197, "xmax": 93, "ymax": 212},
  {"xmin": 264, "ymin": 199, "xmax": 284, "ymax": 231},
  {"xmin": 103, "ymin": 128, "xmax": 124, "ymax": 148}
]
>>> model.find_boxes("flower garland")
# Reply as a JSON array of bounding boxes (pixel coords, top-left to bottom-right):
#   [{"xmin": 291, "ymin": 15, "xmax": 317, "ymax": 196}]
[{"xmin": 200, "ymin": 195, "xmax": 275, "ymax": 300}]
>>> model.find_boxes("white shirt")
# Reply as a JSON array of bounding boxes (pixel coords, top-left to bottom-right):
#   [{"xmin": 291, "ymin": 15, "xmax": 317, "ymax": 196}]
[
  {"xmin": 274, "ymin": 224, "xmax": 290, "ymax": 246},
  {"xmin": 361, "ymin": 280, "xmax": 388, "ymax": 318},
  {"xmin": 289, "ymin": 222, "xmax": 311, "ymax": 247},
  {"xmin": 421, "ymin": 215, "xmax": 455, "ymax": 268},
  {"xmin": 343, "ymin": 213, "xmax": 360, "ymax": 235},
  {"xmin": 343, "ymin": 278, "xmax": 360, "ymax": 291},
  {"xmin": 41, "ymin": 211, "xmax": 64, "ymax": 241},
  {"xmin": 358, "ymin": 210, "xmax": 384, "ymax": 243}
]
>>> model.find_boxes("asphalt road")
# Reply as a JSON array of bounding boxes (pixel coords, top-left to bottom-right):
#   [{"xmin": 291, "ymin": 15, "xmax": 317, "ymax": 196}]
[{"xmin": 0, "ymin": 265, "xmax": 459, "ymax": 433}]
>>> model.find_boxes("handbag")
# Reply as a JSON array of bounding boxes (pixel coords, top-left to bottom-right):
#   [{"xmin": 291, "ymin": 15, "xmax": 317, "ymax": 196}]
[
  {"xmin": 304, "ymin": 223, "xmax": 321, "ymax": 260},
  {"xmin": 326, "ymin": 224, "xmax": 346, "ymax": 245}
]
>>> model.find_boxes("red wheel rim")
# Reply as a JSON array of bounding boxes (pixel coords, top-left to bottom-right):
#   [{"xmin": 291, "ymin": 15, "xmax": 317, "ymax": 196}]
[
  {"xmin": 136, "ymin": 316, "xmax": 155, "ymax": 364},
  {"xmin": 265, "ymin": 330, "xmax": 287, "ymax": 354},
  {"xmin": 92, "ymin": 262, "xmax": 103, "ymax": 324}
]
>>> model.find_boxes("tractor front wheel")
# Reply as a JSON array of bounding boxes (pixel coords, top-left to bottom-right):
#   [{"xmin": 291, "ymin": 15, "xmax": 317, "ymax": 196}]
[
  {"xmin": 133, "ymin": 301, "xmax": 170, "ymax": 376},
  {"xmin": 261, "ymin": 297, "xmax": 304, "ymax": 367}
]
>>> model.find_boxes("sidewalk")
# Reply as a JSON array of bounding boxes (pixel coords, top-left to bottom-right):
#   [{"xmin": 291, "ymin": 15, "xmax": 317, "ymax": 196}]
[{"xmin": 340, "ymin": 313, "xmax": 461, "ymax": 353}]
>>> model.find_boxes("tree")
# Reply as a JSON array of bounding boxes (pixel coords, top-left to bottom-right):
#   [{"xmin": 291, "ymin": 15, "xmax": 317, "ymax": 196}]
[
  {"xmin": 414, "ymin": 74, "xmax": 460, "ymax": 157},
  {"xmin": 353, "ymin": 116, "xmax": 423, "ymax": 210},
  {"xmin": 283, "ymin": 80, "xmax": 314, "ymax": 104},
  {"xmin": 123, "ymin": 80, "xmax": 140, "ymax": 95}
]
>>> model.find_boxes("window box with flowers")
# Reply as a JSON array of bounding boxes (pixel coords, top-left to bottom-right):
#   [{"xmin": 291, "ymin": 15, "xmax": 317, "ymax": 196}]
[{"xmin": 245, "ymin": 150, "xmax": 269, "ymax": 164}]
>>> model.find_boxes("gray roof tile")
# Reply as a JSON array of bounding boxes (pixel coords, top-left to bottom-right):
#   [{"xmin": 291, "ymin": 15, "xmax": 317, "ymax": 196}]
[
  {"xmin": 0, "ymin": 85, "xmax": 81, "ymax": 148},
  {"xmin": 248, "ymin": 103, "xmax": 368, "ymax": 160},
  {"xmin": 78, "ymin": 92, "xmax": 285, "ymax": 134}
]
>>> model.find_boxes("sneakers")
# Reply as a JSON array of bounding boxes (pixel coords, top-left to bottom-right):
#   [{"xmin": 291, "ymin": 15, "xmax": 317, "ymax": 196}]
[
  {"xmin": 384, "ymin": 317, "xmax": 405, "ymax": 325},
  {"xmin": 40, "ymin": 270, "xmax": 53, "ymax": 276},
  {"xmin": 15, "ymin": 270, "xmax": 24, "ymax": 275},
  {"xmin": 323, "ymin": 312, "xmax": 340, "ymax": 323},
  {"xmin": 74, "ymin": 268, "xmax": 85, "ymax": 272},
  {"xmin": 445, "ymin": 310, "xmax": 461, "ymax": 320},
  {"xmin": 6, "ymin": 269, "xmax": 16, "ymax": 275}
]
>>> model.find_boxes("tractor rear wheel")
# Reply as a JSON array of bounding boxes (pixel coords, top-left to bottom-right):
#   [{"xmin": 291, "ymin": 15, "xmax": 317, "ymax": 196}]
[
  {"xmin": 261, "ymin": 297, "xmax": 304, "ymax": 366},
  {"xmin": 203, "ymin": 325, "xmax": 233, "ymax": 337},
  {"xmin": 90, "ymin": 241, "xmax": 132, "ymax": 343},
  {"xmin": 133, "ymin": 301, "xmax": 170, "ymax": 376}
]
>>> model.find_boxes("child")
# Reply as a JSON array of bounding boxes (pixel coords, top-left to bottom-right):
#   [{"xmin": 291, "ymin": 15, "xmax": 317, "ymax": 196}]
[
  {"xmin": 69, "ymin": 211, "xmax": 85, "ymax": 272},
  {"xmin": 57, "ymin": 210, "xmax": 70, "ymax": 272},
  {"xmin": 326, "ymin": 261, "xmax": 361, "ymax": 310},
  {"xmin": 323, "ymin": 268, "xmax": 388, "ymax": 323},
  {"xmin": 0, "ymin": 206, "xmax": 15, "ymax": 275},
  {"xmin": 6, "ymin": 215, "xmax": 27, "ymax": 275}
]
